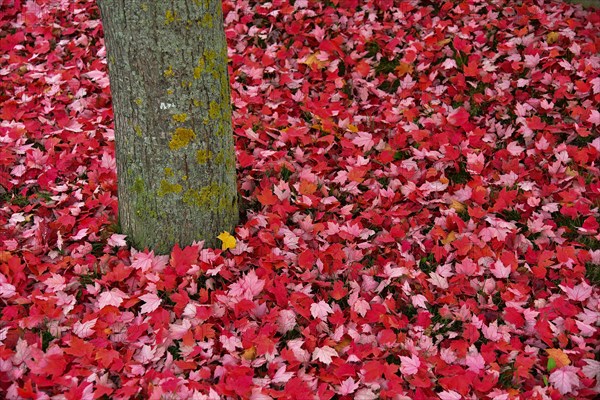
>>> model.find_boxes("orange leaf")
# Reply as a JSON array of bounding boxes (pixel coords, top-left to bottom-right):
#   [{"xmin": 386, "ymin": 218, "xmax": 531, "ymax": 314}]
[
  {"xmin": 395, "ymin": 62, "xmax": 413, "ymax": 76},
  {"xmin": 347, "ymin": 167, "xmax": 366, "ymax": 183},
  {"xmin": 356, "ymin": 60, "xmax": 370, "ymax": 77},
  {"xmin": 0, "ymin": 251, "xmax": 11, "ymax": 263},
  {"xmin": 546, "ymin": 348, "xmax": 570, "ymax": 368},
  {"xmin": 257, "ymin": 188, "xmax": 278, "ymax": 206},
  {"xmin": 299, "ymin": 180, "xmax": 317, "ymax": 195}
]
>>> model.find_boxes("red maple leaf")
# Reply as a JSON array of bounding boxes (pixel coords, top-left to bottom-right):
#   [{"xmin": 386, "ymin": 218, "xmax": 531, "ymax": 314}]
[{"xmin": 170, "ymin": 244, "xmax": 198, "ymax": 276}]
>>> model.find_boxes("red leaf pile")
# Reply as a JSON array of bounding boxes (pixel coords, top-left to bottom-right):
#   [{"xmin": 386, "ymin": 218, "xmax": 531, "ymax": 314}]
[{"xmin": 1, "ymin": 0, "xmax": 599, "ymax": 398}]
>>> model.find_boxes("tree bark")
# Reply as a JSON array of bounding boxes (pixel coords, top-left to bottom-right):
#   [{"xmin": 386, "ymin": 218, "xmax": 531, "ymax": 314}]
[{"xmin": 98, "ymin": 0, "xmax": 238, "ymax": 253}]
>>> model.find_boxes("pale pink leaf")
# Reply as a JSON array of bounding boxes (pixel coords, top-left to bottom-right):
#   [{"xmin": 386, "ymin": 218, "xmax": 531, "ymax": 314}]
[
  {"xmin": 465, "ymin": 349, "xmax": 485, "ymax": 373},
  {"xmin": 581, "ymin": 359, "xmax": 600, "ymax": 380},
  {"xmin": 399, "ymin": 354, "xmax": 420, "ymax": 375},
  {"xmin": 107, "ymin": 233, "xmax": 127, "ymax": 247},
  {"xmin": 71, "ymin": 228, "xmax": 89, "ymax": 241},
  {"xmin": 312, "ymin": 346, "xmax": 338, "ymax": 365},
  {"xmin": 139, "ymin": 292, "xmax": 162, "ymax": 314},
  {"xmin": 438, "ymin": 390, "xmax": 462, "ymax": 400},
  {"xmin": 338, "ymin": 377, "xmax": 359, "ymax": 395},
  {"xmin": 131, "ymin": 251, "xmax": 155, "ymax": 272},
  {"xmin": 310, "ymin": 300, "xmax": 333, "ymax": 320},
  {"xmin": 229, "ymin": 269, "xmax": 265, "ymax": 300},
  {"xmin": 64, "ymin": 120, "xmax": 83, "ymax": 132},
  {"xmin": 352, "ymin": 298, "xmax": 371, "ymax": 317},
  {"xmin": 277, "ymin": 309, "xmax": 297, "ymax": 333},
  {"xmin": 588, "ymin": 110, "xmax": 600, "ymax": 126},
  {"xmin": 97, "ymin": 289, "xmax": 129, "ymax": 309},
  {"xmin": 559, "ymin": 281, "xmax": 593, "ymax": 302},
  {"xmin": 271, "ymin": 365, "xmax": 294, "ymax": 384},
  {"xmin": 355, "ymin": 389, "xmax": 378, "ymax": 400},
  {"xmin": 44, "ymin": 273, "xmax": 66, "ymax": 293},
  {"xmin": 490, "ymin": 260, "xmax": 511, "ymax": 279},
  {"xmin": 219, "ymin": 334, "xmax": 243, "ymax": 352},
  {"xmin": 352, "ymin": 131, "xmax": 375, "ymax": 151},
  {"xmin": 73, "ymin": 318, "xmax": 97, "ymax": 339},
  {"xmin": 549, "ymin": 366, "xmax": 580, "ymax": 395}
]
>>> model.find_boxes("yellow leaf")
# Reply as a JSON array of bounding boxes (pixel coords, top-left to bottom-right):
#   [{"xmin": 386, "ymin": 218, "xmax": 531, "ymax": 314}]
[
  {"xmin": 334, "ymin": 336, "xmax": 352, "ymax": 352},
  {"xmin": 565, "ymin": 167, "xmax": 577, "ymax": 177},
  {"xmin": 347, "ymin": 124, "xmax": 359, "ymax": 133},
  {"xmin": 301, "ymin": 52, "xmax": 327, "ymax": 69},
  {"xmin": 450, "ymin": 199, "xmax": 466, "ymax": 213},
  {"xmin": 217, "ymin": 231, "xmax": 236, "ymax": 250},
  {"xmin": 442, "ymin": 231, "xmax": 457, "ymax": 245},
  {"xmin": 437, "ymin": 38, "xmax": 452, "ymax": 47},
  {"xmin": 241, "ymin": 346, "xmax": 256, "ymax": 360},
  {"xmin": 546, "ymin": 348, "xmax": 570, "ymax": 368},
  {"xmin": 547, "ymin": 32, "xmax": 560, "ymax": 45}
]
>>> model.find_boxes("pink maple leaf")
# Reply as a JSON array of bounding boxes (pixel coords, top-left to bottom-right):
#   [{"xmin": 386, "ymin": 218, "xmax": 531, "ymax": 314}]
[
  {"xmin": 352, "ymin": 131, "xmax": 375, "ymax": 151},
  {"xmin": 277, "ymin": 309, "xmax": 297, "ymax": 333},
  {"xmin": 310, "ymin": 300, "xmax": 333, "ymax": 320},
  {"xmin": 399, "ymin": 354, "xmax": 420, "ymax": 375},
  {"xmin": 97, "ymin": 289, "xmax": 129, "ymax": 309},
  {"xmin": 228, "ymin": 269, "xmax": 265, "ymax": 301},
  {"xmin": 465, "ymin": 348, "xmax": 485, "ymax": 373},
  {"xmin": 73, "ymin": 318, "xmax": 97, "ymax": 339},
  {"xmin": 44, "ymin": 273, "xmax": 66, "ymax": 293},
  {"xmin": 455, "ymin": 258, "xmax": 478, "ymax": 276},
  {"xmin": 338, "ymin": 377, "xmax": 359, "ymax": 395},
  {"xmin": 352, "ymin": 298, "xmax": 371, "ymax": 317},
  {"xmin": 559, "ymin": 281, "xmax": 592, "ymax": 302},
  {"xmin": 588, "ymin": 110, "xmax": 600, "ymax": 126},
  {"xmin": 64, "ymin": 120, "xmax": 83, "ymax": 132},
  {"xmin": 549, "ymin": 366, "xmax": 580, "ymax": 395},
  {"xmin": 107, "ymin": 233, "xmax": 127, "ymax": 247},
  {"xmin": 131, "ymin": 251, "xmax": 155, "ymax": 272},
  {"xmin": 271, "ymin": 366, "xmax": 294, "ymax": 384},
  {"xmin": 139, "ymin": 292, "xmax": 162, "ymax": 314},
  {"xmin": 438, "ymin": 390, "xmax": 462, "ymax": 400},
  {"xmin": 490, "ymin": 260, "xmax": 511, "ymax": 279},
  {"xmin": 312, "ymin": 346, "xmax": 338, "ymax": 365}
]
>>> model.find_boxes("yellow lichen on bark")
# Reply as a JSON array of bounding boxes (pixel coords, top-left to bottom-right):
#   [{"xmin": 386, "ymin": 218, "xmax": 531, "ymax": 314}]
[
  {"xmin": 165, "ymin": 10, "xmax": 177, "ymax": 25},
  {"xmin": 158, "ymin": 179, "xmax": 183, "ymax": 196},
  {"xmin": 193, "ymin": 58, "xmax": 205, "ymax": 79},
  {"xmin": 196, "ymin": 149, "xmax": 213, "ymax": 164},
  {"xmin": 164, "ymin": 65, "xmax": 175, "ymax": 78},
  {"xmin": 172, "ymin": 113, "xmax": 188, "ymax": 122},
  {"xmin": 202, "ymin": 14, "xmax": 213, "ymax": 28},
  {"xmin": 182, "ymin": 183, "xmax": 226, "ymax": 208},
  {"xmin": 169, "ymin": 128, "xmax": 196, "ymax": 150},
  {"xmin": 209, "ymin": 101, "xmax": 220, "ymax": 119}
]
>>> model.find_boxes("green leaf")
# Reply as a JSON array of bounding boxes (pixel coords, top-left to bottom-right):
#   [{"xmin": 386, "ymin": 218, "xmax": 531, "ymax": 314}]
[{"xmin": 547, "ymin": 357, "xmax": 557, "ymax": 371}]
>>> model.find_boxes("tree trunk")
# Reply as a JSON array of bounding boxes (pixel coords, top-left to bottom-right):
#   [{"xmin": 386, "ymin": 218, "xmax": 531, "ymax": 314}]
[{"xmin": 98, "ymin": 0, "xmax": 238, "ymax": 253}]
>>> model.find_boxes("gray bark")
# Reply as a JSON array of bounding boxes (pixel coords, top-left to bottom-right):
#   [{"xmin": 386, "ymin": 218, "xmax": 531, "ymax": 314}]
[{"xmin": 98, "ymin": 0, "xmax": 238, "ymax": 253}]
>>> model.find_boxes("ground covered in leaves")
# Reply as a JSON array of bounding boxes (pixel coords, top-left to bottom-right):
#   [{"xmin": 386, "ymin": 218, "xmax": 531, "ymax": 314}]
[{"xmin": 1, "ymin": 0, "xmax": 600, "ymax": 399}]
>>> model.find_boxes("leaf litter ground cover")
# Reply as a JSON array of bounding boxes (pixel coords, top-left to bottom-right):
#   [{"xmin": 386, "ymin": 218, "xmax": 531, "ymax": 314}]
[{"xmin": 1, "ymin": 0, "xmax": 599, "ymax": 398}]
